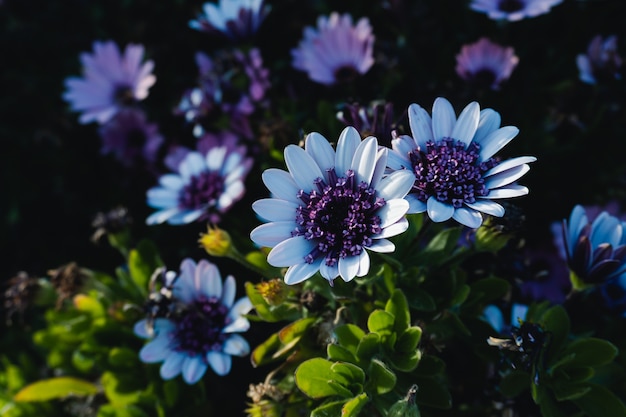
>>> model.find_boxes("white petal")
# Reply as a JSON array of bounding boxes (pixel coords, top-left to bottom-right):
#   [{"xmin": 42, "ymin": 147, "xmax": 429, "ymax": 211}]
[
  {"xmin": 250, "ymin": 221, "xmax": 297, "ymax": 248},
  {"xmin": 432, "ymin": 97, "xmax": 456, "ymax": 141},
  {"xmin": 387, "ymin": 150, "xmax": 412, "ymax": 171},
  {"xmin": 221, "ymin": 275, "xmax": 236, "ymax": 308},
  {"xmin": 182, "ymin": 356, "xmax": 208, "ymax": 384},
  {"xmin": 365, "ymin": 238, "xmax": 395, "ymax": 253},
  {"xmin": 351, "ymin": 136, "xmax": 378, "ymax": 185},
  {"xmin": 374, "ymin": 218, "xmax": 409, "ymax": 239},
  {"xmin": 174, "ymin": 258, "xmax": 197, "ymax": 303},
  {"xmin": 284, "ymin": 145, "xmax": 324, "ymax": 192},
  {"xmin": 223, "ymin": 298, "xmax": 253, "ymax": 333},
  {"xmin": 451, "ymin": 101, "xmax": 480, "ymax": 145},
  {"xmin": 283, "ymin": 259, "xmax": 322, "ymax": 285},
  {"xmin": 267, "ymin": 235, "xmax": 316, "ymax": 267},
  {"xmin": 146, "ymin": 208, "xmax": 180, "ymax": 225},
  {"xmin": 483, "ymin": 185, "xmax": 529, "ymax": 199},
  {"xmin": 405, "ymin": 194, "xmax": 427, "ymax": 213},
  {"xmin": 408, "ymin": 103, "xmax": 433, "ymax": 149},
  {"xmin": 206, "ymin": 146, "xmax": 227, "ymax": 171},
  {"xmin": 197, "ymin": 259, "xmax": 221, "ymax": 298},
  {"xmin": 305, "ymin": 132, "xmax": 335, "ymax": 178},
  {"xmin": 159, "ymin": 174, "xmax": 185, "ymax": 190},
  {"xmin": 335, "ymin": 126, "xmax": 361, "ymax": 175},
  {"xmin": 222, "ymin": 334, "xmax": 250, "ymax": 356},
  {"xmin": 262, "ymin": 168, "xmax": 300, "ymax": 202},
  {"xmin": 484, "ymin": 156, "xmax": 537, "ymax": 177},
  {"xmin": 427, "ymin": 197, "xmax": 455, "ymax": 222},
  {"xmin": 160, "ymin": 352, "xmax": 185, "ymax": 380},
  {"xmin": 179, "ymin": 152, "xmax": 206, "ymax": 180},
  {"xmin": 391, "ymin": 134, "xmax": 417, "ymax": 158},
  {"xmin": 356, "ymin": 251, "xmax": 370, "ymax": 277},
  {"xmin": 252, "ymin": 199, "xmax": 299, "ymax": 222},
  {"xmin": 474, "ymin": 109, "xmax": 501, "ymax": 145},
  {"xmin": 479, "ymin": 126, "xmax": 519, "ymax": 160},
  {"xmin": 484, "ymin": 164, "xmax": 531, "ymax": 190},
  {"xmin": 319, "ymin": 261, "xmax": 339, "ymax": 281},
  {"xmin": 179, "ymin": 209, "xmax": 205, "ymax": 224},
  {"xmin": 452, "ymin": 207, "xmax": 483, "ymax": 229},
  {"xmin": 376, "ymin": 170, "xmax": 416, "ymax": 201},
  {"xmin": 338, "ymin": 256, "xmax": 360, "ymax": 282},
  {"xmin": 370, "ymin": 148, "xmax": 388, "ymax": 189},
  {"xmin": 465, "ymin": 200, "xmax": 505, "ymax": 217},
  {"xmin": 207, "ymin": 351, "xmax": 232, "ymax": 376},
  {"xmin": 377, "ymin": 199, "xmax": 409, "ymax": 228},
  {"xmin": 146, "ymin": 188, "xmax": 179, "ymax": 209}
]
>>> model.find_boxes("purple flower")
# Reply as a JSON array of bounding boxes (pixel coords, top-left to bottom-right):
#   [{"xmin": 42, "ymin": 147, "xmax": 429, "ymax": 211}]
[
  {"xmin": 336, "ymin": 101, "xmax": 398, "ymax": 147},
  {"xmin": 291, "ymin": 12, "xmax": 375, "ymax": 86},
  {"xmin": 134, "ymin": 258, "xmax": 253, "ymax": 384},
  {"xmin": 456, "ymin": 38, "xmax": 519, "ymax": 90},
  {"xmin": 469, "ymin": 0, "xmax": 563, "ymax": 21},
  {"xmin": 146, "ymin": 137, "xmax": 253, "ymax": 225},
  {"xmin": 189, "ymin": 0, "xmax": 270, "ymax": 40},
  {"xmin": 98, "ymin": 108, "xmax": 164, "ymax": 168},
  {"xmin": 63, "ymin": 40, "xmax": 156, "ymax": 124},
  {"xmin": 576, "ymin": 35, "xmax": 623, "ymax": 84}
]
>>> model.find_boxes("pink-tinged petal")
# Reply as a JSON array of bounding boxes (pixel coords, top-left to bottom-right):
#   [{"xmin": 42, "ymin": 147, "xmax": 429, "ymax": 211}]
[
  {"xmin": 432, "ymin": 98, "xmax": 456, "ymax": 141},
  {"xmin": 377, "ymin": 170, "xmax": 416, "ymax": 201},
  {"xmin": 338, "ymin": 256, "xmax": 360, "ymax": 282},
  {"xmin": 484, "ymin": 164, "xmax": 531, "ymax": 189},
  {"xmin": 284, "ymin": 145, "xmax": 324, "ymax": 192},
  {"xmin": 405, "ymin": 194, "xmax": 427, "ymax": 214},
  {"xmin": 222, "ymin": 334, "xmax": 250, "ymax": 356},
  {"xmin": 250, "ymin": 221, "xmax": 297, "ymax": 248},
  {"xmin": 221, "ymin": 275, "xmax": 236, "ymax": 308},
  {"xmin": 427, "ymin": 197, "xmax": 454, "ymax": 222},
  {"xmin": 252, "ymin": 199, "xmax": 299, "ymax": 222},
  {"xmin": 283, "ymin": 259, "xmax": 322, "ymax": 285},
  {"xmin": 482, "ymin": 185, "xmax": 529, "ymax": 199},
  {"xmin": 452, "ymin": 207, "xmax": 483, "ymax": 229},
  {"xmin": 351, "ymin": 136, "xmax": 378, "ymax": 185},
  {"xmin": 160, "ymin": 352, "xmax": 185, "ymax": 380},
  {"xmin": 182, "ymin": 356, "xmax": 208, "ymax": 385},
  {"xmin": 267, "ymin": 235, "xmax": 316, "ymax": 267},
  {"xmin": 377, "ymin": 199, "xmax": 409, "ymax": 228},
  {"xmin": 451, "ymin": 101, "xmax": 480, "ymax": 145},
  {"xmin": 305, "ymin": 132, "xmax": 335, "ymax": 178},
  {"xmin": 373, "ymin": 218, "xmax": 409, "ymax": 239},
  {"xmin": 465, "ymin": 200, "xmax": 505, "ymax": 217},
  {"xmin": 408, "ymin": 103, "xmax": 433, "ymax": 149},
  {"xmin": 366, "ymin": 238, "xmax": 395, "ymax": 253},
  {"xmin": 335, "ymin": 127, "xmax": 361, "ymax": 175},
  {"xmin": 207, "ymin": 351, "xmax": 232, "ymax": 376},
  {"xmin": 478, "ymin": 126, "xmax": 519, "ymax": 160}
]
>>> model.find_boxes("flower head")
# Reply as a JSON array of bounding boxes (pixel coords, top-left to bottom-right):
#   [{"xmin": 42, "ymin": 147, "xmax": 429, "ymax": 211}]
[
  {"xmin": 250, "ymin": 127, "xmax": 415, "ymax": 285},
  {"xmin": 189, "ymin": 0, "xmax": 270, "ymax": 40},
  {"xmin": 199, "ymin": 224, "xmax": 233, "ymax": 257},
  {"xmin": 576, "ymin": 35, "xmax": 623, "ymax": 84},
  {"xmin": 387, "ymin": 98, "xmax": 535, "ymax": 228},
  {"xmin": 469, "ymin": 0, "xmax": 563, "ymax": 21},
  {"xmin": 146, "ymin": 136, "xmax": 253, "ymax": 225},
  {"xmin": 98, "ymin": 108, "xmax": 164, "ymax": 168},
  {"xmin": 134, "ymin": 258, "xmax": 253, "ymax": 384},
  {"xmin": 63, "ymin": 40, "xmax": 156, "ymax": 124},
  {"xmin": 291, "ymin": 12, "xmax": 375, "ymax": 86},
  {"xmin": 336, "ymin": 101, "xmax": 397, "ymax": 147},
  {"xmin": 455, "ymin": 38, "xmax": 519, "ymax": 90}
]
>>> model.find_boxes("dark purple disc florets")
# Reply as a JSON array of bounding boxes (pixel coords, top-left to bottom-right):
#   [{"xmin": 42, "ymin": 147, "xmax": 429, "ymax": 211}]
[
  {"xmin": 179, "ymin": 171, "xmax": 225, "ymax": 210},
  {"xmin": 294, "ymin": 169, "xmax": 385, "ymax": 267},
  {"xmin": 173, "ymin": 296, "xmax": 230, "ymax": 356},
  {"xmin": 409, "ymin": 138, "xmax": 498, "ymax": 208}
]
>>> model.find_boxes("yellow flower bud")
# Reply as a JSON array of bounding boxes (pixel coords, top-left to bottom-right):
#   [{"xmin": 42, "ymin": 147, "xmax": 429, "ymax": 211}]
[{"xmin": 198, "ymin": 224, "xmax": 232, "ymax": 257}]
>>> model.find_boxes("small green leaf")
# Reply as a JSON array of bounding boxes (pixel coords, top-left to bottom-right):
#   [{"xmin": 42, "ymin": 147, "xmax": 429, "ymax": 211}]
[
  {"xmin": 367, "ymin": 310, "xmax": 395, "ymax": 336},
  {"xmin": 295, "ymin": 359, "xmax": 361, "ymax": 399},
  {"xmin": 250, "ymin": 333, "xmax": 281, "ymax": 367},
  {"xmin": 278, "ymin": 317, "xmax": 317, "ymax": 344},
  {"xmin": 128, "ymin": 239, "xmax": 163, "ymax": 298},
  {"xmin": 356, "ymin": 333, "xmax": 380, "ymax": 362},
  {"xmin": 310, "ymin": 400, "xmax": 345, "ymax": 417},
  {"xmin": 558, "ymin": 338, "xmax": 618, "ymax": 368},
  {"xmin": 14, "ymin": 377, "xmax": 99, "ymax": 402},
  {"xmin": 108, "ymin": 347, "xmax": 139, "ymax": 369},
  {"xmin": 73, "ymin": 294, "xmax": 105, "ymax": 317},
  {"xmin": 334, "ymin": 324, "xmax": 366, "ymax": 355},
  {"xmin": 328, "ymin": 344, "xmax": 358, "ymax": 364},
  {"xmin": 467, "ymin": 277, "xmax": 511, "ymax": 305},
  {"xmin": 342, "ymin": 393, "xmax": 369, "ymax": 417},
  {"xmin": 368, "ymin": 359, "xmax": 396, "ymax": 394},
  {"xmin": 572, "ymin": 383, "xmax": 626, "ymax": 417},
  {"xmin": 406, "ymin": 289, "xmax": 437, "ymax": 312},
  {"xmin": 101, "ymin": 371, "xmax": 144, "ymax": 406},
  {"xmin": 385, "ymin": 289, "xmax": 410, "ymax": 334},
  {"xmin": 388, "ymin": 349, "xmax": 421, "ymax": 372},
  {"xmin": 552, "ymin": 382, "xmax": 591, "ymax": 401},
  {"xmin": 540, "ymin": 305, "xmax": 570, "ymax": 363},
  {"xmin": 395, "ymin": 326, "xmax": 422, "ymax": 353}
]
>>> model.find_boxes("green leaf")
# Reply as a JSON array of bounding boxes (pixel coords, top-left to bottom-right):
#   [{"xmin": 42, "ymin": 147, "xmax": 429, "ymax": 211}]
[
  {"xmin": 499, "ymin": 370, "xmax": 530, "ymax": 398},
  {"xmin": 540, "ymin": 305, "xmax": 570, "ymax": 363},
  {"xmin": 406, "ymin": 289, "xmax": 437, "ymax": 312},
  {"xmin": 73, "ymin": 294, "xmax": 105, "ymax": 317},
  {"xmin": 385, "ymin": 289, "xmax": 410, "ymax": 334},
  {"xmin": 108, "ymin": 347, "xmax": 139, "ymax": 369},
  {"xmin": 101, "ymin": 371, "xmax": 144, "ymax": 406},
  {"xmin": 367, "ymin": 310, "xmax": 395, "ymax": 336},
  {"xmin": 328, "ymin": 344, "xmax": 358, "ymax": 364},
  {"xmin": 572, "ymin": 384, "xmax": 626, "ymax": 417},
  {"xmin": 388, "ymin": 349, "xmax": 421, "ymax": 372},
  {"xmin": 14, "ymin": 377, "xmax": 99, "ymax": 402},
  {"xmin": 395, "ymin": 326, "xmax": 422, "ymax": 353},
  {"xmin": 367, "ymin": 359, "xmax": 396, "ymax": 394},
  {"xmin": 356, "ymin": 333, "xmax": 380, "ymax": 362},
  {"xmin": 295, "ymin": 358, "xmax": 363, "ymax": 399},
  {"xmin": 552, "ymin": 382, "xmax": 591, "ymax": 401},
  {"xmin": 467, "ymin": 277, "xmax": 511, "ymax": 305},
  {"xmin": 342, "ymin": 393, "xmax": 370, "ymax": 417},
  {"xmin": 558, "ymin": 338, "xmax": 618, "ymax": 368},
  {"xmin": 414, "ymin": 227, "xmax": 462, "ymax": 266},
  {"xmin": 450, "ymin": 284, "xmax": 470, "ymax": 307},
  {"xmin": 334, "ymin": 324, "xmax": 366, "ymax": 355},
  {"xmin": 250, "ymin": 333, "xmax": 281, "ymax": 367},
  {"xmin": 97, "ymin": 404, "xmax": 150, "ymax": 417},
  {"xmin": 128, "ymin": 239, "xmax": 163, "ymax": 298},
  {"xmin": 310, "ymin": 400, "xmax": 345, "ymax": 417},
  {"xmin": 278, "ymin": 317, "xmax": 317, "ymax": 344}
]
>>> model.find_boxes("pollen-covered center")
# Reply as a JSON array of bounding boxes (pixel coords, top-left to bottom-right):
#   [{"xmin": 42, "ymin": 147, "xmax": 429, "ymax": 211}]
[
  {"xmin": 294, "ymin": 169, "xmax": 385, "ymax": 266},
  {"xmin": 179, "ymin": 171, "xmax": 225, "ymax": 210},
  {"xmin": 409, "ymin": 138, "xmax": 498, "ymax": 208},
  {"xmin": 498, "ymin": 0, "xmax": 524, "ymax": 13},
  {"xmin": 173, "ymin": 296, "xmax": 230, "ymax": 356}
]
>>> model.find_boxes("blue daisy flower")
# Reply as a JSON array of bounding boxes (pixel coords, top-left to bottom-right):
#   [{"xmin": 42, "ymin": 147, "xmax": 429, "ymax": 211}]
[
  {"xmin": 387, "ymin": 97, "xmax": 536, "ymax": 229},
  {"xmin": 250, "ymin": 127, "xmax": 415, "ymax": 285},
  {"xmin": 134, "ymin": 258, "xmax": 253, "ymax": 384},
  {"xmin": 469, "ymin": 0, "xmax": 563, "ymax": 22}
]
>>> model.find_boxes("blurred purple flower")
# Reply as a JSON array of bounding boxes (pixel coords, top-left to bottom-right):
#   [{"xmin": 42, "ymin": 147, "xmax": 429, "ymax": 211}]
[
  {"xmin": 456, "ymin": 37, "xmax": 519, "ymax": 90},
  {"xmin": 469, "ymin": 0, "xmax": 563, "ymax": 21},
  {"xmin": 291, "ymin": 12, "xmax": 375, "ymax": 86},
  {"xmin": 189, "ymin": 0, "xmax": 270, "ymax": 40},
  {"xmin": 63, "ymin": 40, "xmax": 156, "ymax": 124},
  {"xmin": 336, "ymin": 100, "xmax": 398, "ymax": 147},
  {"xmin": 98, "ymin": 108, "xmax": 164, "ymax": 168},
  {"xmin": 576, "ymin": 35, "xmax": 623, "ymax": 84}
]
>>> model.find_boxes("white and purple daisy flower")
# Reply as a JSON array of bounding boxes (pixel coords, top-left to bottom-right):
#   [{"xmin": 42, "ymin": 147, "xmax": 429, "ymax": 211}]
[
  {"xmin": 134, "ymin": 258, "xmax": 253, "ymax": 384},
  {"xmin": 189, "ymin": 0, "xmax": 270, "ymax": 40},
  {"xmin": 291, "ymin": 12, "xmax": 375, "ymax": 86},
  {"xmin": 469, "ymin": 0, "xmax": 563, "ymax": 21},
  {"xmin": 250, "ymin": 127, "xmax": 415, "ymax": 285},
  {"xmin": 576, "ymin": 35, "xmax": 623, "ymax": 84},
  {"xmin": 63, "ymin": 40, "xmax": 156, "ymax": 124},
  {"xmin": 387, "ymin": 98, "xmax": 536, "ymax": 229},
  {"xmin": 455, "ymin": 37, "xmax": 519, "ymax": 90},
  {"xmin": 145, "ymin": 137, "xmax": 253, "ymax": 225}
]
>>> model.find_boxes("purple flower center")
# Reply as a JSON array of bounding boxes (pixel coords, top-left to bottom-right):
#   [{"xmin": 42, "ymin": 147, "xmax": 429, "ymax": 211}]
[
  {"xmin": 173, "ymin": 296, "xmax": 230, "ymax": 356},
  {"xmin": 113, "ymin": 85, "xmax": 136, "ymax": 106},
  {"xmin": 498, "ymin": 0, "xmax": 524, "ymax": 13},
  {"xmin": 179, "ymin": 171, "xmax": 225, "ymax": 210},
  {"xmin": 409, "ymin": 138, "xmax": 497, "ymax": 208},
  {"xmin": 294, "ymin": 169, "xmax": 385, "ymax": 266}
]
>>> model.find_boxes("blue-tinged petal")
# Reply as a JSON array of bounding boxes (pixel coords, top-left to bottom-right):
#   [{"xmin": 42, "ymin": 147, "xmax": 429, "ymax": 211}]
[
  {"xmin": 134, "ymin": 319, "xmax": 152, "ymax": 338},
  {"xmin": 205, "ymin": 146, "xmax": 227, "ymax": 171},
  {"xmin": 146, "ymin": 189, "xmax": 179, "ymax": 208},
  {"xmin": 356, "ymin": 251, "xmax": 370, "ymax": 277},
  {"xmin": 365, "ymin": 238, "xmax": 395, "ymax": 253},
  {"xmin": 391, "ymin": 134, "xmax": 418, "ymax": 157},
  {"xmin": 473, "ymin": 109, "xmax": 501, "ymax": 145},
  {"xmin": 178, "ymin": 209, "xmax": 205, "ymax": 225},
  {"xmin": 218, "ymin": 180, "xmax": 244, "ymax": 211},
  {"xmin": 250, "ymin": 221, "xmax": 297, "ymax": 248},
  {"xmin": 159, "ymin": 174, "xmax": 185, "ymax": 190},
  {"xmin": 432, "ymin": 97, "xmax": 456, "ymax": 141},
  {"xmin": 427, "ymin": 197, "xmax": 454, "ymax": 222},
  {"xmin": 283, "ymin": 259, "xmax": 322, "ymax": 285},
  {"xmin": 222, "ymin": 152, "xmax": 242, "ymax": 176},
  {"xmin": 478, "ymin": 126, "xmax": 519, "ymax": 160},
  {"xmin": 224, "ymin": 297, "xmax": 253, "ymax": 333},
  {"xmin": 511, "ymin": 303, "xmax": 529, "ymax": 324},
  {"xmin": 319, "ymin": 261, "xmax": 339, "ymax": 281},
  {"xmin": 451, "ymin": 101, "xmax": 480, "ymax": 145},
  {"xmin": 221, "ymin": 275, "xmax": 236, "ymax": 308},
  {"xmin": 207, "ymin": 351, "xmax": 232, "ymax": 376},
  {"xmin": 408, "ymin": 103, "xmax": 433, "ymax": 149},
  {"xmin": 174, "ymin": 258, "xmax": 197, "ymax": 304},
  {"xmin": 338, "ymin": 255, "xmax": 360, "ymax": 282},
  {"xmin": 160, "ymin": 352, "xmax": 185, "ymax": 380},
  {"xmin": 335, "ymin": 126, "xmax": 361, "ymax": 175},
  {"xmin": 373, "ymin": 217, "xmax": 409, "ymax": 239},
  {"xmin": 376, "ymin": 170, "xmax": 415, "ymax": 201},
  {"xmin": 377, "ymin": 199, "xmax": 409, "ymax": 228},
  {"xmin": 179, "ymin": 152, "xmax": 206, "ymax": 181},
  {"xmin": 465, "ymin": 200, "xmax": 505, "ymax": 217},
  {"xmin": 483, "ymin": 305, "xmax": 504, "ymax": 332},
  {"xmin": 351, "ymin": 136, "xmax": 378, "ymax": 185},
  {"xmin": 182, "ymin": 356, "xmax": 208, "ymax": 385},
  {"xmin": 370, "ymin": 148, "xmax": 387, "ymax": 189},
  {"xmin": 284, "ymin": 145, "xmax": 324, "ymax": 192},
  {"xmin": 484, "ymin": 164, "xmax": 531, "ymax": 189},
  {"xmin": 252, "ymin": 199, "xmax": 299, "ymax": 222},
  {"xmin": 452, "ymin": 207, "xmax": 483, "ymax": 229},
  {"xmin": 387, "ymin": 150, "xmax": 412, "ymax": 171},
  {"xmin": 197, "ymin": 259, "xmax": 221, "ymax": 298},
  {"xmin": 140, "ymin": 336, "xmax": 172, "ymax": 362},
  {"xmin": 484, "ymin": 156, "xmax": 537, "ymax": 177},
  {"xmin": 483, "ymin": 185, "xmax": 529, "ymax": 199},
  {"xmin": 222, "ymin": 334, "xmax": 250, "ymax": 356},
  {"xmin": 146, "ymin": 207, "xmax": 180, "ymax": 226},
  {"xmin": 567, "ymin": 205, "xmax": 588, "ymax": 254},
  {"xmin": 405, "ymin": 194, "xmax": 427, "ymax": 214},
  {"xmin": 267, "ymin": 235, "xmax": 316, "ymax": 267},
  {"xmin": 590, "ymin": 212, "xmax": 621, "ymax": 248},
  {"xmin": 262, "ymin": 168, "xmax": 300, "ymax": 203},
  {"xmin": 305, "ymin": 132, "xmax": 335, "ymax": 179}
]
